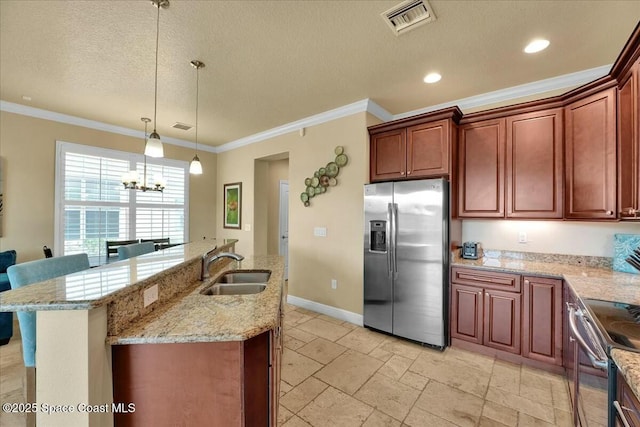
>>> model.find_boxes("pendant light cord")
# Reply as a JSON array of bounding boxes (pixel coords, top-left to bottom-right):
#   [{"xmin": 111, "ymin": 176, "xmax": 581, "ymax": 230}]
[
  {"xmin": 195, "ymin": 66, "xmax": 199, "ymax": 155},
  {"xmin": 153, "ymin": 3, "xmax": 160, "ymax": 131}
]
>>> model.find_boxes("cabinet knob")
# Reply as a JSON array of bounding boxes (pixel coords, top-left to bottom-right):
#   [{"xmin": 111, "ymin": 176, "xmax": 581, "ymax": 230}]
[
  {"xmin": 407, "ymin": 171, "xmax": 412, "ymax": 175},
  {"xmin": 524, "ymin": 279, "xmax": 530, "ymax": 286},
  {"xmin": 400, "ymin": 171, "xmax": 405, "ymax": 175},
  {"xmin": 478, "ymin": 291, "xmax": 482, "ymax": 296},
  {"xmin": 606, "ymin": 211, "xmax": 614, "ymax": 216}
]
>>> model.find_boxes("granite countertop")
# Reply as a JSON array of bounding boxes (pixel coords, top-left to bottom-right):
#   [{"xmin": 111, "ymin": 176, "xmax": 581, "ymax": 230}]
[
  {"xmin": 0, "ymin": 239, "xmax": 233, "ymax": 311},
  {"xmin": 451, "ymin": 252, "xmax": 640, "ymax": 304},
  {"xmin": 453, "ymin": 250, "xmax": 640, "ymax": 403},
  {"xmin": 108, "ymin": 254, "xmax": 284, "ymax": 345}
]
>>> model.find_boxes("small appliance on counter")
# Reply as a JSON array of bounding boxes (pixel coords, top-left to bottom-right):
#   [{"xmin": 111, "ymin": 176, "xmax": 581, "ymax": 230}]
[{"xmin": 461, "ymin": 242, "xmax": 481, "ymax": 260}]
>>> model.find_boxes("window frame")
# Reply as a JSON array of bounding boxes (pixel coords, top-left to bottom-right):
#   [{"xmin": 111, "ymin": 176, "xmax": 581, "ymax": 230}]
[{"xmin": 54, "ymin": 140, "xmax": 190, "ymax": 261}]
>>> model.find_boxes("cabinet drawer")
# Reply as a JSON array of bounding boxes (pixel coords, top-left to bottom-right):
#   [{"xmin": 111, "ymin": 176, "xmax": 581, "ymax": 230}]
[{"xmin": 451, "ymin": 267, "xmax": 521, "ymax": 292}]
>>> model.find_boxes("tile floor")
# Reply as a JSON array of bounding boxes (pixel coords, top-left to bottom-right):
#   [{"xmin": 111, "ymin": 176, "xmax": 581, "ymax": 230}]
[
  {"xmin": 0, "ymin": 305, "xmax": 608, "ymax": 426},
  {"xmin": 278, "ymin": 304, "xmax": 607, "ymax": 427}
]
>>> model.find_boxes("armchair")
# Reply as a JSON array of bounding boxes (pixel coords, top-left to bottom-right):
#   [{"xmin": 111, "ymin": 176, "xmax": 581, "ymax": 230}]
[{"xmin": 0, "ymin": 249, "xmax": 17, "ymax": 345}]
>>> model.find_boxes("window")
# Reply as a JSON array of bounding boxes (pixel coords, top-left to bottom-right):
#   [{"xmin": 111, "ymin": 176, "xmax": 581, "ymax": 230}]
[{"xmin": 55, "ymin": 141, "xmax": 189, "ymax": 265}]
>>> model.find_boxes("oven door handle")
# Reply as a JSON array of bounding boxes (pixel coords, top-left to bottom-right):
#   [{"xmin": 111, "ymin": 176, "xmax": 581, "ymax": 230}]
[
  {"xmin": 614, "ymin": 401, "xmax": 632, "ymax": 427},
  {"xmin": 567, "ymin": 303, "xmax": 608, "ymax": 370}
]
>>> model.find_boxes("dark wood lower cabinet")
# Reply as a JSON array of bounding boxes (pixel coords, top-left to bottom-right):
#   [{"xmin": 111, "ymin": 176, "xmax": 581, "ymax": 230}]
[
  {"xmin": 522, "ymin": 276, "xmax": 563, "ymax": 366},
  {"xmin": 451, "ymin": 284, "xmax": 520, "ymax": 354},
  {"xmin": 451, "ymin": 284, "xmax": 483, "ymax": 345},
  {"xmin": 112, "ymin": 332, "xmax": 274, "ymax": 426},
  {"xmin": 484, "ymin": 289, "xmax": 521, "ymax": 354},
  {"xmin": 451, "ymin": 267, "xmax": 563, "ymax": 372}
]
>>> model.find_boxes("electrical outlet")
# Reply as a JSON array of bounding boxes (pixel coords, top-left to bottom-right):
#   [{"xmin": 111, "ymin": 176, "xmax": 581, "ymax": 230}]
[
  {"xmin": 518, "ymin": 231, "xmax": 527, "ymax": 243},
  {"xmin": 144, "ymin": 284, "xmax": 159, "ymax": 307},
  {"xmin": 314, "ymin": 227, "xmax": 327, "ymax": 237},
  {"xmin": 331, "ymin": 279, "xmax": 337, "ymax": 289}
]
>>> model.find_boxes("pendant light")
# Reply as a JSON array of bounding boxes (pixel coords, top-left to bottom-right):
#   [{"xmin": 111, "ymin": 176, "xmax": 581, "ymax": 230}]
[
  {"xmin": 145, "ymin": 0, "xmax": 168, "ymax": 158},
  {"xmin": 122, "ymin": 118, "xmax": 166, "ymax": 192},
  {"xmin": 189, "ymin": 60, "xmax": 205, "ymax": 175}
]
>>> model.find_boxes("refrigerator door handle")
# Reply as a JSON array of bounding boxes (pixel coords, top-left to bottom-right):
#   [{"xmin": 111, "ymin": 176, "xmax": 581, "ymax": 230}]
[
  {"xmin": 393, "ymin": 203, "xmax": 399, "ymax": 279},
  {"xmin": 386, "ymin": 203, "xmax": 393, "ymax": 278}
]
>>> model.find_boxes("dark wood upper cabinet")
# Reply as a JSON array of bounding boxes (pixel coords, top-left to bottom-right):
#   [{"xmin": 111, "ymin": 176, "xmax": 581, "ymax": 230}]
[
  {"xmin": 564, "ymin": 88, "xmax": 617, "ymax": 220},
  {"xmin": 370, "ymin": 129, "xmax": 406, "ymax": 181},
  {"xmin": 458, "ymin": 119, "xmax": 506, "ymax": 217},
  {"xmin": 368, "ymin": 108, "xmax": 462, "ymax": 183},
  {"xmin": 506, "ymin": 109, "xmax": 564, "ymax": 218},
  {"xmin": 406, "ymin": 120, "xmax": 451, "ymax": 178},
  {"xmin": 618, "ymin": 59, "xmax": 640, "ymax": 219}
]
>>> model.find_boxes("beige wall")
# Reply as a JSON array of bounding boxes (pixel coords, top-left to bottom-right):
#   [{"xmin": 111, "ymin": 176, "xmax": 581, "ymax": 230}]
[
  {"xmin": 463, "ymin": 220, "xmax": 640, "ymax": 257},
  {"xmin": 216, "ymin": 113, "xmax": 374, "ymax": 314},
  {"xmin": 0, "ymin": 111, "xmax": 217, "ymax": 261}
]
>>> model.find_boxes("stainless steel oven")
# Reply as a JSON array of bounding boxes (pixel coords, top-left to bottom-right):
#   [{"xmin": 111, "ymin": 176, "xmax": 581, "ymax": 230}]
[
  {"xmin": 580, "ymin": 298, "xmax": 640, "ymax": 427},
  {"xmin": 565, "ymin": 299, "xmax": 610, "ymax": 426}
]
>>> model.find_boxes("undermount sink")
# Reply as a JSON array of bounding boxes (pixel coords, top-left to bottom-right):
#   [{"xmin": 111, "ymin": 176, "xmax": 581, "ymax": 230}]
[
  {"xmin": 214, "ymin": 271, "xmax": 271, "ymax": 284},
  {"xmin": 200, "ymin": 270, "xmax": 271, "ymax": 296},
  {"xmin": 201, "ymin": 283, "xmax": 267, "ymax": 296}
]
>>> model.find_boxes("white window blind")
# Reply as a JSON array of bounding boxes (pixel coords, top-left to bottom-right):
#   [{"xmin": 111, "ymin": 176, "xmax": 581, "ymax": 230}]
[{"xmin": 55, "ymin": 141, "xmax": 189, "ymax": 265}]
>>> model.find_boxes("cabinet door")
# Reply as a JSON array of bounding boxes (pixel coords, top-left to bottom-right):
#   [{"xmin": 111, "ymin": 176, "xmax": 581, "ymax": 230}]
[
  {"xmin": 483, "ymin": 289, "xmax": 521, "ymax": 354},
  {"xmin": 406, "ymin": 119, "xmax": 450, "ymax": 178},
  {"xmin": 458, "ymin": 119, "xmax": 506, "ymax": 217},
  {"xmin": 618, "ymin": 60, "xmax": 640, "ymax": 219},
  {"xmin": 522, "ymin": 276, "xmax": 562, "ymax": 365},
  {"xmin": 565, "ymin": 88, "xmax": 617, "ymax": 219},
  {"xmin": 370, "ymin": 129, "xmax": 406, "ymax": 181},
  {"xmin": 451, "ymin": 284, "xmax": 483, "ymax": 344},
  {"xmin": 506, "ymin": 110, "xmax": 563, "ymax": 218}
]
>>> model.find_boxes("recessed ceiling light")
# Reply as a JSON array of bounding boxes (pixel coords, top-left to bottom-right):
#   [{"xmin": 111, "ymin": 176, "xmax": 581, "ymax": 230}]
[
  {"xmin": 524, "ymin": 39, "xmax": 550, "ymax": 54},
  {"xmin": 423, "ymin": 72, "xmax": 441, "ymax": 83}
]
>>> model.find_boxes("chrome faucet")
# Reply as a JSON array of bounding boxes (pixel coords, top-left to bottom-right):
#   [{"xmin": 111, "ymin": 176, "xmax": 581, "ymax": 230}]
[{"xmin": 201, "ymin": 251, "xmax": 245, "ymax": 280}]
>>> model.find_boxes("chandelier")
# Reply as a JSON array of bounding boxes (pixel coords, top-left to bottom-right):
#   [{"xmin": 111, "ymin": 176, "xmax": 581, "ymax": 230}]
[{"xmin": 122, "ymin": 117, "xmax": 166, "ymax": 192}]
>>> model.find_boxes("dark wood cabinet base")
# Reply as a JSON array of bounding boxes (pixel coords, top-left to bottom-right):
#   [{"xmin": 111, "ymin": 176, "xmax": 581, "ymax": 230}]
[{"xmin": 112, "ymin": 333, "xmax": 270, "ymax": 426}]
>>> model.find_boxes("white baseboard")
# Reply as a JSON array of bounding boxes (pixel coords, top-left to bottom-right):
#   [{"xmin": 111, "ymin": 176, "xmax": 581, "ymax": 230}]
[{"xmin": 287, "ymin": 295, "xmax": 363, "ymax": 326}]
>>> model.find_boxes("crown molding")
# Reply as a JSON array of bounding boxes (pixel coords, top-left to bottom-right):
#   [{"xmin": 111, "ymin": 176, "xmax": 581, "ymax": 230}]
[
  {"xmin": 393, "ymin": 64, "xmax": 612, "ymax": 120},
  {"xmin": 0, "ymin": 100, "xmax": 216, "ymax": 154},
  {"xmin": 216, "ymin": 98, "xmax": 391, "ymax": 153},
  {"xmin": 1, "ymin": 64, "xmax": 612, "ymax": 155}
]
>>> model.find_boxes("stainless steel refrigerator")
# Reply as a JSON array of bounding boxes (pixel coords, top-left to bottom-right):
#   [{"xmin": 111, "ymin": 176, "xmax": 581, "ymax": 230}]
[{"xmin": 364, "ymin": 178, "xmax": 449, "ymax": 348}]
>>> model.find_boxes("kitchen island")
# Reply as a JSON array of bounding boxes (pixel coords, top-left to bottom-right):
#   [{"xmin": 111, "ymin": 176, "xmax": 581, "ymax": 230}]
[{"xmin": 0, "ymin": 239, "xmax": 285, "ymax": 427}]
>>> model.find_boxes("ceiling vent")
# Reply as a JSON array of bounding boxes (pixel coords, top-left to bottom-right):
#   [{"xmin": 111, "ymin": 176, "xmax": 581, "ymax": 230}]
[
  {"xmin": 171, "ymin": 122, "xmax": 193, "ymax": 131},
  {"xmin": 381, "ymin": 0, "xmax": 436, "ymax": 36}
]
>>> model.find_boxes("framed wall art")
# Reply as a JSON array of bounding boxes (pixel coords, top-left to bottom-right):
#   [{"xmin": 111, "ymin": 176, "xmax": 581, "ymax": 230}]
[{"xmin": 223, "ymin": 182, "xmax": 242, "ymax": 229}]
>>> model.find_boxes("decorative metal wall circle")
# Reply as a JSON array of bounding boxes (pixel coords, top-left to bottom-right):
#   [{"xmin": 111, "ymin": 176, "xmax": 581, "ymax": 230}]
[{"xmin": 300, "ymin": 146, "xmax": 348, "ymax": 207}]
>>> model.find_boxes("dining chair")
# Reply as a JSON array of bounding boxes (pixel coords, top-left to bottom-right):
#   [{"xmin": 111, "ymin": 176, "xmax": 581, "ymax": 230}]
[
  {"xmin": 7, "ymin": 253, "xmax": 90, "ymax": 425},
  {"xmin": 117, "ymin": 241, "xmax": 156, "ymax": 260}
]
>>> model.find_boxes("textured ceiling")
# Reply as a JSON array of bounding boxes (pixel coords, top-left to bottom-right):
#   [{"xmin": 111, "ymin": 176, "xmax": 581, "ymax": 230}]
[{"xmin": 1, "ymin": 1, "xmax": 639, "ymax": 148}]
